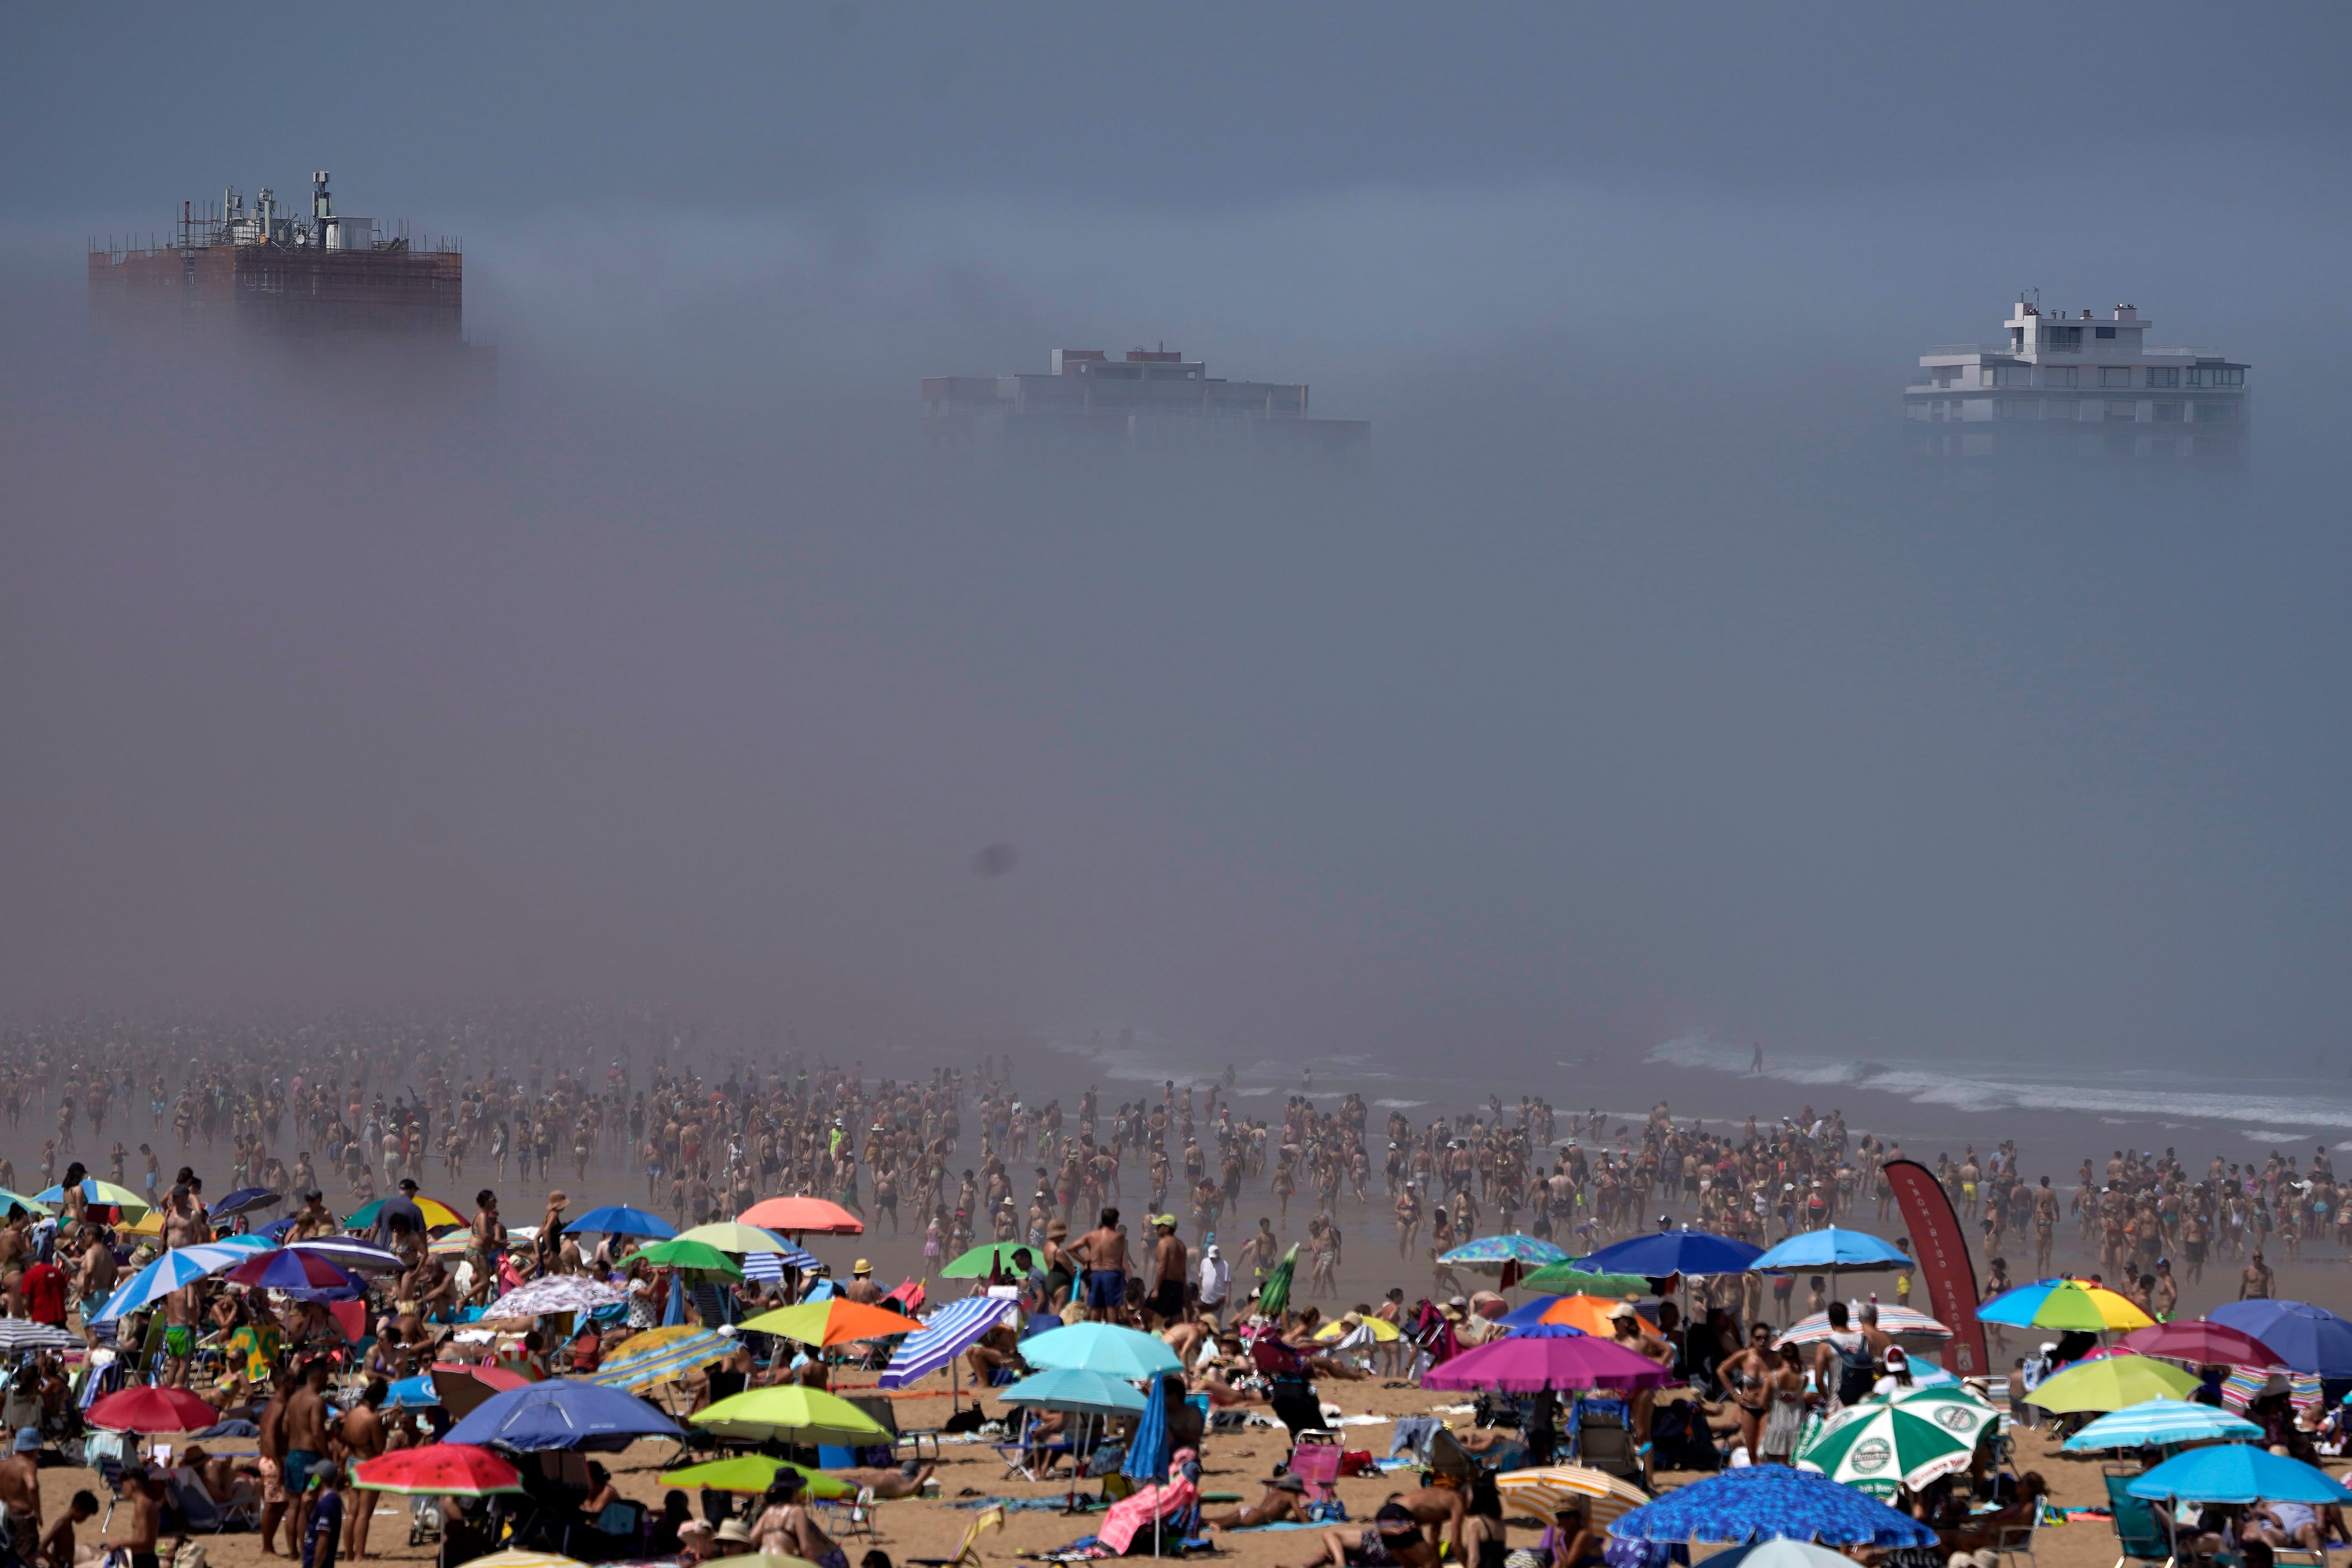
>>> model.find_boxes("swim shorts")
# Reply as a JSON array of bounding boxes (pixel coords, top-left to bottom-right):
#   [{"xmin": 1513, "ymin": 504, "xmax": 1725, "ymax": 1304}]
[
  {"xmin": 260, "ymin": 1456, "xmax": 285, "ymax": 1506},
  {"xmin": 1153, "ymin": 1280, "xmax": 1185, "ymax": 1321},
  {"xmin": 163, "ymin": 1326, "xmax": 194, "ymax": 1359},
  {"xmin": 285, "ymin": 1449, "xmax": 319, "ymax": 1498},
  {"xmin": 1086, "ymin": 1270, "xmax": 1125, "ymax": 1311}
]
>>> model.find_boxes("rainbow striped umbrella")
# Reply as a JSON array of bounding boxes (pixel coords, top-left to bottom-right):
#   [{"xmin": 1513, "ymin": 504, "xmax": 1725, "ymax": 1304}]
[{"xmin": 1979, "ymin": 1278, "xmax": 2152, "ymax": 1332}]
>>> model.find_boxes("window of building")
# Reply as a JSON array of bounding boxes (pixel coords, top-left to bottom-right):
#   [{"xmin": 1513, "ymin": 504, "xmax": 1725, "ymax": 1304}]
[
  {"xmin": 1998, "ymin": 398, "xmax": 2040, "ymax": 419},
  {"xmin": 2195, "ymin": 402, "xmax": 2237, "ymax": 422},
  {"xmin": 1993, "ymin": 366, "xmax": 2032, "ymax": 387},
  {"xmin": 2098, "ymin": 367, "xmax": 2133, "ymax": 387},
  {"xmin": 2146, "ymin": 367, "xmax": 2181, "ymax": 388},
  {"xmin": 2148, "ymin": 437, "xmax": 2179, "ymax": 457},
  {"xmin": 2107, "ymin": 400, "xmax": 2140, "ymax": 420},
  {"xmin": 2095, "ymin": 325, "xmax": 2116, "ymax": 338},
  {"xmin": 2041, "ymin": 366, "xmax": 2077, "ymax": 388},
  {"xmin": 2154, "ymin": 402, "xmax": 2183, "ymax": 422},
  {"xmin": 2046, "ymin": 399, "xmax": 2078, "ymax": 422},
  {"xmin": 2187, "ymin": 366, "xmax": 2246, "ymax": 387}
]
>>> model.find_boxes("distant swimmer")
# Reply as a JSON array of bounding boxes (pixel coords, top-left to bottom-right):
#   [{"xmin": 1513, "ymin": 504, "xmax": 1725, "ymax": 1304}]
[{"xmin": 1750, "ymin": 1042, "xmax": 1765, "ymax": 1076}]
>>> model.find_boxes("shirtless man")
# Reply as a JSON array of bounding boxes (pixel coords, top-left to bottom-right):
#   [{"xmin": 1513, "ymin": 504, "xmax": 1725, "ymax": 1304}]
[
  {"xmin": 339, "ymin": 1383, "xmax": 386, "ymax": 1560},
  {"xmin": 117, "ymin": 1468, "xmax": 163, "ymax": 1568},
  {"xmin": 258, "ymin": 1377, "xmax": 292, "ymax": 1554},
  {"xmin": 159, "ymin": 1285, "xmax": 199, "ymax": 1389},
  {"xmin": 2240, "ymin": 1251, "xmax": 2274, "ymax": 1301},
  {"xmin": 1149, "ymin": 1216, "xmax": 1188, "ymax": 1326},
  {"xmin": 1203, "ymin": 1475, "xmax": 1311, "ymax": 1531},
  {"xmin": 1388, "ymin": 1483, "xmax": 1468, "ymax": 1562},
  {"xmin": 0, "ymin": 1428, "xmax": 42, "ymax": 1567},
  {"xmin": 1068, "ymin": 1208, "xmax": 1130, "ymax": 1323},
  {"xmin": 841, "ymin": 1262, "xmax": 886, "ymax": 1307},
  {"xmin": 283, "ymin": 1361, "xmax": 332, "ymax": 1548},
  {"xmin": 39, "ymin": 1488, "xmax": 95, "ymax": 1568}
]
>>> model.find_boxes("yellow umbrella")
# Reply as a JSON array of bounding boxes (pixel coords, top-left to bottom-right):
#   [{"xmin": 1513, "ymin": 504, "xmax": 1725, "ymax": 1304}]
[
  {"xmin": 2024, "ymin": 1355, "xmax": 2199, "ymax": 1414},
  {"xmin": 1494, "ymin": 1466, "xmax": 1651, "ymax": 1528},
  {"xmin": 690, "ymin": 1385, "xmax": 889, "ymax": 1443},
  {"xmin": 674, "ymin": 1222, "xmax": 799, "ymax": 1254},
  {"xmin": 1314, "ymin": 1315, "xmax": 1400, "ymax": 1343},
  {"xmin": 125, "ymin": 1210, "xmax": 166, "ymax": 1238}
]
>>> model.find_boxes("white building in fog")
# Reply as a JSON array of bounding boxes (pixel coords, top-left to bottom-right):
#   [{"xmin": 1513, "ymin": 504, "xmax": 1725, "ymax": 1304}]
[{"xmin": 1906, "ymin": 301, "xmax": 2247, "ymax": 463}]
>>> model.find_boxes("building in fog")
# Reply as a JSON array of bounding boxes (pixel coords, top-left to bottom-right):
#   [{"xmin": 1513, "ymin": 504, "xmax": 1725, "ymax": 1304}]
[
  {"xmin": 922, "ymin": 346, "xmax": 1367, "ymax": 457},
  {"xmin": 1905, "ymin": 300, "xmax": 2247, "ymax": 463},
  {"xmin": 88, "ymin": 171, "xmax": 490, "ymax": 390}
]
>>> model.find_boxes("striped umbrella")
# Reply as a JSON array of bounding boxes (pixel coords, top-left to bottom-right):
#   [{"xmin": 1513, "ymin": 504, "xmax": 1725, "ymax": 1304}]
[
  {"xmin": 35, "ymin": 1179, "xmax": 150, "ymax": 1222},
  {"xmin": 2063, "ymin": 1399, "xmax": 2264, "ymax": 1451},
  {"xmin": 1796, "ymin": 1392, "xmax": 1992, "ymax": 1496},
  {"xmin": 91, "ymin": 1242, "xmax": 255, "ymax": 1322},
  {"xmin": 0, "ymin": 1321, "xmax": 82, "ymax": 1352},
  {"xmin": 1439, "ymin": 1234, "xmax": 1572, "ymax": 1288},
  {"xmin": 878, "ymin": 1295, "xmax": 1018, "ymax": 1389},
  {"xmin": 1776, "ymin": 1306, "xmax": 1952, "ymax": 1346},
  {"xmin": 0, "ymin": 1191, "xmax": 52, "ymax": 1218},
  {"xmin": 290, "ymin": 1238, "xmax": 405, "ymax": 1274},
  {"xmin": 742, "ymin": 1243, "xmax": 819, "ymax": 1284},
  {"xmin": 675, "ymin": 1222, "xmax": 804, "ymax": 1256},
  {"xmin": 1493, "ymin": 1467, "xmax": 1651, "ymax": 1529},
  {"xmin": 596, "ymin": 1328, "xmax": 732, "ymax": 1392},
  {"xmin": 489, "ymin": 1276, "xmax": 626, "ymax": 1318}
]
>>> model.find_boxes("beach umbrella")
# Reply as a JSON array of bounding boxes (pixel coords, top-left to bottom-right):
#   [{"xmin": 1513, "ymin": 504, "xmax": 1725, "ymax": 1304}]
[
  {"xmin": 1607, "ymin": 1464, "xmax": 1939, "ymax": 1547},
  {"xmin": 1775, "ymin": 1305, "xmax": 1952, "ymax": 1346},
  {"xmin": 691, "ymin": 1384, "xmax": 891, "ymax": 1444},
  {"xmin": 738, "ymin": 1196, "xmax": 864, "ymax": 1235},
  {"xmin": 210, "ymin": 1187, "xmax": 285, "ymax": 1219},
  {"xmin": 732, "ymin": 1557, "xmax": 822, "ymax": 1568},
  {"xmin": 463, "ymin": 1553, "xmax": 587, "ymax": 1568},
  {"xmin": 91, "ymin": 1241, "xmax": 256, "ymax": 1322},
  {"xmin": 2205, "ymin": 1301, "xmax": 2352, "ymax": 1378},
  {"xmin": 87, "ymin": 1385, "xmax": 220, "ymax": 1434},
  {"xmin": 201, "ymin": 1233, "xmax": 278, "ymax": 1253},
  {"xmin": 634, "ymin": 1238, "xmax": 743, "ymax": 1278},
  {"xmin": 1795, "ymin": 1392, "xmax": 1994, "ymax": 1496},
  {"xmin": 1492, "ymin": 1467, "xmax": 1650, "ymax": 1529},
  {"xmin": 877, "ymin": 1295, "xmax": 1019, "ymax": 1389},
  {"xmin": 1578, "ymin": 1228, "xmax": 1763, "ymax": 1279},
  {"xmin": 739, "ymin": 1298, "xmax": 917, "ymax": 1347},
  {"xmin": 1697, "ymin": 1542, "xmax": 1871, "ymax": 1568},
  {"xmin": 1438, "ymin": 1235, "xmax": 1572, "ymax": 1288},
  {"xmin": 353, "ymin": 1445, "xmax": 523, "ymax": 1497},
  {"xmin": 1125, "ymin": 1373, "xmax": 1177, "ymax": 1483},
  {"xmin": 384, "ymin": 1376, "xmax": 441, "ymax": 1410},
  {"xmin": 225, "ymin": 1248, "xmax": 366, "ymax": 1299},
  {"xmin": 1978, "ymin": 1278, "xmax": 2152, "ymax": 1332},
  {"xmin": 288, "ymin": 1237, "xmax": 404, "ymax": 1274},
  {"xmin": 1749, "ymin": 1228, "xmax": 1910, "ymax": 1272},
  {"xmin": 1423, "ymin": 1325, "xmax": 1679, "ymax": 1393},
  {"xmin": 345, "ymin": 1195, "xmax": 465, "ymax": 1232},
  {"xmin": 1498, "ymin": 1294, "xmax": 1630, "ymax": 1337},
  {"xmin": 658, "ymin": 1456, "xmax": 855, "ymax": 1501},
  {"xmin": 1257, "ymin": 1243, "xmax": 1299, "ymax": 1317},
  {"xmin": 489, "ymin": 1276, "xmax": 626, "ymax": 1319},
  {"xmin": 0, "ymin": 1321, "xmax": 82, "ymax": 1353},
  {"xmin": 431, "ymin": 1365, "xmax": 534, "ymax": 1420},
  {"xmin": 1516, "ymin": 1260, "xmax": 1653, "ymax": 1298},
  {"xmin": 595, "ymin": 1327, "xmax": 732, "ymax": 1392},
  {"xmin": 566, "ymin": 1205, "xmax": 675, "ymax": 1239},
  {"xmin": 2116, "ymin": 1320, "xmax": 2287, "ymax": 1369},
  {"xmin": 0, "ymin": 1191, "xmax": 52, "ymax": 1219},
  {"xmin": 1000, "ymin": 1367, "xmax": 1149, "ymax": 1415},
  {"xmin": 674, "ymin": 1221, "xmax": 802, "ymax": 1254},
  {"xmin": 2128, "ymin": 1444, "xmax": 2352, "ymax": 1506},
  {"xmin": 2025, "ymin": 1353, "xmax": 2199, "ymax": 1413},
  {"xmin": 938, "ymin": 1241, "xmax": 1037, "ymax": 1279},
  {"xmin": 2063, "ymin": 1399, "xmax": 2265, "ymax": 1451},
  {"xmin": 35, "ymin": 1179, "xmax": 150, "ymax": 1222},
  {"xmin": 1316, "ymin": 1315, "xmax": 1401, "ymax": 1343},
  {"xmin": 443, "ymin": 1378, "xmax": 685, "ymax": 1451},
  {"xmin": 1021, "ymin": 1321, "xmax": 1184, "ymax": 1378}
]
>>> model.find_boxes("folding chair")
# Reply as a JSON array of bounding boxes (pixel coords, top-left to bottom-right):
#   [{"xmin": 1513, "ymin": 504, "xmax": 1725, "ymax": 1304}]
[
  {"xmin": 909, "ymin": 1504, "xmax": 1003, "ymax": 1568},
  {"xmin": 1992, "ymin": 1501, "xmax": 2040, "ymax": 1568},
  {"xmin": 2103, "ymin": 1472, "xmax": 2173, "ymax": 1568},
  {"xmin": 1286, "ymin": 1433, "xmax": 1344, "ymax": 1503}
]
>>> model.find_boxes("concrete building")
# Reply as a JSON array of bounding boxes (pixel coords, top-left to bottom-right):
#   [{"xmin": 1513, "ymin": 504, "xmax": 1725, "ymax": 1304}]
[
  {"xmin": 923, "ymin": 346, "xmax": 1367, "ymax": 457},
  {"xmin": 1905, "ymin": 300, "xmax": 2247, "ymax": 463}
]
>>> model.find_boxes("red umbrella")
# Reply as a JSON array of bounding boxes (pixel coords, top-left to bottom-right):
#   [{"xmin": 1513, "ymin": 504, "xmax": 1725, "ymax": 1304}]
[
  {"xmin": 2119, "ymin": 1319, "xmax": 2287, "ymax": 1368},
  {"xmin": 353, "ymin": 1444, "xmax": 523, "ymax": 1497},
  {"xmin": 87, "ymin": 1386, "xmax": 220, "ymax": 1433},
  {"xmin": 736, "ymin": 1195, "xmax": 863, "ymax": 1234},
  {"xmin": 430, "ymin": 1362, "xmax": 532, "ymax": 1392}
]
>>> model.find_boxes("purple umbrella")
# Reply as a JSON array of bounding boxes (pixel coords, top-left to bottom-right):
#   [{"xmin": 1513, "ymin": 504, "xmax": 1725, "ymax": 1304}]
[
  {"xmin": 226, "ymin": 1248, "xmax": 367, "ymax": 1300},
  {"xmin": 1422, "ymin": 1325, "xmax": 1679, "ymax": 1393}
]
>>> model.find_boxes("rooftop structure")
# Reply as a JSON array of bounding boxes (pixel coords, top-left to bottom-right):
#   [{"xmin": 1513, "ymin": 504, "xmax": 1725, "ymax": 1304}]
[
  {"xmin": 1905, "ymin": 299, "xmax": 2247, "ymax": 464},
  {"xmin": 89, "ymin": 171, "xmax": 473, "ymax": 346},
  {"xmin": 923, "ymin": 346, "xmax": 1367, "ymax": 457}
]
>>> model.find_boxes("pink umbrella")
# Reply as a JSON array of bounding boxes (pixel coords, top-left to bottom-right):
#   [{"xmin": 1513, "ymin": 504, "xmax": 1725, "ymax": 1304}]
[
  {"xmin": 1423, "ymin": 1326, "xmax": 1679, "ymax": 1393},
  {"xmin": 2119, "ymin": 1320, "xmax": 2288, "ymax": 1368}
]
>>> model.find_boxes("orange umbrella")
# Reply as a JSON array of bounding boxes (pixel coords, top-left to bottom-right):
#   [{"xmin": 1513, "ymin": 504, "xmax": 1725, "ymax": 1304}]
[
  {"xmin": 737, "ymin": 1298, "xmax": 918, "ymax": 1347},
  {"xmin": 1523, "ymin": 1294, "xmax": 1632, "ymax": 1336},
  {"xmin": 738, "ymin": 1196, "xmax": 863, "ymax": 1235}
]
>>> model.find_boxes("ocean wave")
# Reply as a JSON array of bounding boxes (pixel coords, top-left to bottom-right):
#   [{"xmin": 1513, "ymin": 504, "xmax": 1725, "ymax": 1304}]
[{"xmin": 1647, "ymin": 1034, "xmax": 2352, "ymax": 1133}]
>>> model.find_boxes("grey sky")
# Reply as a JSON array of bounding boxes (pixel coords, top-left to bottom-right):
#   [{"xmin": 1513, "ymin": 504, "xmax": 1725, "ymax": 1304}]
[{"xmin": 2, "ymin": 5, "xmax": 2349, "ymax": 1072}]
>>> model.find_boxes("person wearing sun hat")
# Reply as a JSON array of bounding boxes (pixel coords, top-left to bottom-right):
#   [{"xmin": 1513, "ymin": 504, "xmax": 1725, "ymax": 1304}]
[{"xmin": 844, "ymin": 1259, "xmax": 884, "ymax": 1305}]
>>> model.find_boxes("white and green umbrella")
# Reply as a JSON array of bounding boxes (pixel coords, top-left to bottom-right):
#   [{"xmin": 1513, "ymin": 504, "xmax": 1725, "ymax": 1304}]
[{"xmin": 1796, "ymin": 1388, "xmax": 1994, "ymax": 1496}]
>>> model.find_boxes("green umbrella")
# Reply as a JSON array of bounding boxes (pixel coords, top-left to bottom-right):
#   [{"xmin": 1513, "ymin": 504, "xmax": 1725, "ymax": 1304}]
[
  {"xmin": 1257, "ymin": 1244, "xmax": 1299, "ymax": 1317},
  {"xmin": 1796, "ymin": 1389, "xmax": 1994, "ymax": 1496},
  {"xmin": 939, "ymin": 1241, "xmax": 1036, "ymax": 1279},
  {"xmin": 634, "ymin": 1238, "xmax": 745, "ymax": 1278},
  {"xmin": 2027, "ymin": 1355, "xmax": 2199, "ymax": 1414},
  {"xmin": 1518, "ymin": 1261, "xmax": 1653, "ymax": 1297},
  {"xmin": 659, "ymin": 1456, "xmax": 855, "ymax": 1500}
]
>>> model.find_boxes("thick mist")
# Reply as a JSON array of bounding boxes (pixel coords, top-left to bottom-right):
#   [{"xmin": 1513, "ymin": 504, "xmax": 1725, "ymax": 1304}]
[{"xmin": 3, "ymin": 6, "xmax": 2350, "ymax": 1075}]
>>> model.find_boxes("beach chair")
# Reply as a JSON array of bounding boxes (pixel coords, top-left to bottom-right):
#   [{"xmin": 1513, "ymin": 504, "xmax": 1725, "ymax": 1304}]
[
  {"xmin": 848, "ymin": 1390, "xmax": 940, "ymax": 1461},
  {"xmin": 994, "ymin": 1413, "xmax": 1074, "ymax": 1482},
  {"xmin": 168, "ymin": 1471, "xmax": 253, "ymax": 1533},
  {"xmin": 1287, "ymin": 1433, "xmax": 1344, "ymax": 1503},
  {"xmin": 909, "ymin": 1504, "xmax": 1003, "ymax": 1568},
  {"xmin": 1575, "ymin": 1406, "xmax": 1642, "ymax": 1485},
  {"xmin": 2104, "ymin": 1471, "xmax": 2173, "ymax": 1568},
  {"xmin": 1992, "ymin": 1498, "xmax": 2041, "ymax": 1568}
]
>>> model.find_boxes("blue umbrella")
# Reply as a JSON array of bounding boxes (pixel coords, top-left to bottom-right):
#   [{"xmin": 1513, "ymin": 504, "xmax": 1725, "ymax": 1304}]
[
  {"xmin": 1608, "ymin": 1465, "xmax": 1939, "ymax": 1546},
  {"xmin": 2205, "ymin": 1301, "xmax": 2352, "ymax": 1378},
  {"xmin": 1579, "ymin": 1228, "xmax": 1764, "ymax": 1280},
  {"xmin": 211, "ymin": 1187, "xmax": 286, "ymax": 1219},
  {"xmin": 384, "ymin": 1376, "xmax": 441, "ymax": 1410},
  {"xmin": 1748, "ymin": 1228, "xmax": 1909, "ymax": 1272},
  {"xmin": 1123, "ymin": 1373, "xmax": 1178, "ymax": 1483},
  {"xmin": 568, "ymin": 1205, "xmax": 677, "ymax": 1239},
  {"xmin": 91, "ymin": 1243, "xmax": 257, "ymax": 1324},
  {"xmin": 442, "ymin": 1378, "xmax": 685, "ymax": 1452},
  {"xmin": 2128, "ymin": 1444, "xmax": 2352, "ymax": 1505},
  {"xmin": 257, "ymin": 1217, "xmax": 299, "ymax": 1242},
  {"xmin": 2064, "ymin": 1400, "xmax": 2263, "ymax": 1452},
  {"xmin": 998, "ymin": 1368, "xmax": 1148, "ymax": 1415}
]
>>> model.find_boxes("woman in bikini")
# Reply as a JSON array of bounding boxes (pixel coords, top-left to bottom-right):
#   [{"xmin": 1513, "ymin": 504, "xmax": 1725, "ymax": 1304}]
[{"xmin": 751, "ymin": 1469, "xmax": 849, "ymax": 1568}]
